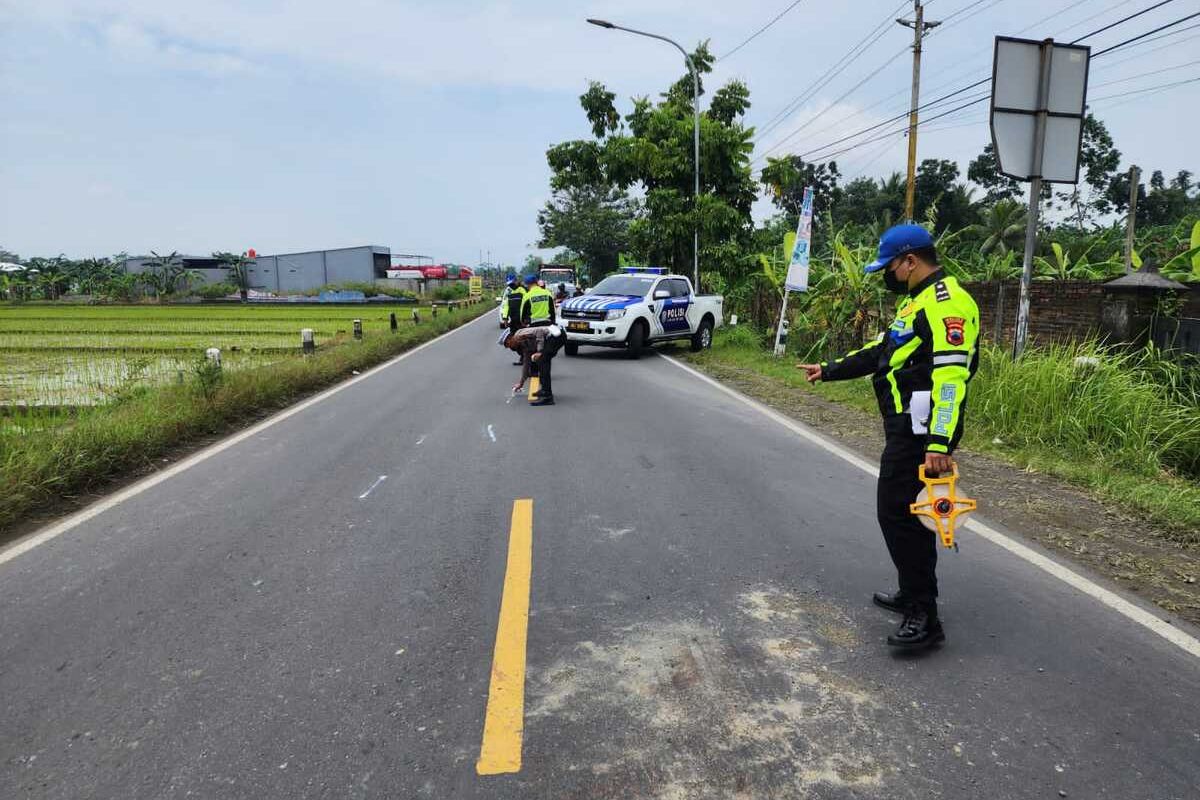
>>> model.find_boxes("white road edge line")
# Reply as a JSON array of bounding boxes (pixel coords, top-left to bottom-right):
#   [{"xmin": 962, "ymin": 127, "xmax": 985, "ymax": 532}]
[
  {"xmin": 659, "ymin": 353, "xmax": 1200, "ymax": 661},
  {"xmin": 358, "ymin": 475, "xmax": 388, "ymax": 500},
  {"xmin": 0, "ymin": 312, "xmax": 492, "ymax": 568}
]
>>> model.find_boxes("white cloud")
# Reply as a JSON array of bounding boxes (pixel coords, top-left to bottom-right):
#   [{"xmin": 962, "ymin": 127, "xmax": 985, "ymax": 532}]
[{"xmin": 15, "ymin": 0, "xmax": 736, "ymax": 91}]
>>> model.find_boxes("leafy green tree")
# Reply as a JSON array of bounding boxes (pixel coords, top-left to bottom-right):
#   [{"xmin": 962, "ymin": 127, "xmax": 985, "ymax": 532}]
[
  {"xmin": 968, "ymin": 143, "xmax": 1021, "ymax": 205},
  {"xmin": 1056, "ymin": 113, "xmax": 1122, "ymax": 229},
  {"xmin": 759, "ymin": 156, "xmax": 842, "ymax": 222},
  {"xmin": 544, "ymin": 42, "xmax": 756, "ymax": 280},
  {"xmin": 536, "ymin": 186, "xmax": 637, "ymax": 279}
]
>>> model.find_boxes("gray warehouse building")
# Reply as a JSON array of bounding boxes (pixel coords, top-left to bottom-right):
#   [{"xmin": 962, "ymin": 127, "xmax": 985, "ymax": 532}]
[
  {"xmin": 247, "ymin": 246, "xmax": 391, "ymax": 293},
  {"xmin": 124, "ymin": 245, "xmax": 391, "ymax": 294}
]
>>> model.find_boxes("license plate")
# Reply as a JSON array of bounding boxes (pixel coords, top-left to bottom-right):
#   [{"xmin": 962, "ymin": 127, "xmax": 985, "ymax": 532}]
[{"xmin": 567, "ymin": 321, "xmax": 591, "ymax": 333}]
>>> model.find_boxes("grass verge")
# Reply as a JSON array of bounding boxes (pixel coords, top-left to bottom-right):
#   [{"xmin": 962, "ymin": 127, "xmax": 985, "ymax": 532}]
[
  {"xmin": 0, "ymin": 305, "xmax": 490, "ymax": 534},
  {"xmin": 686, "ymin": 328, "xmax": 1200, "ymax": 542}
]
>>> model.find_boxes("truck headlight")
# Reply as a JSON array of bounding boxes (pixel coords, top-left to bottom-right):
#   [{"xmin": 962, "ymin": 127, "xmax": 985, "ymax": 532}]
[{"xmin": 605, "ymin": 309, "xmax": 626, "ymax": 320}]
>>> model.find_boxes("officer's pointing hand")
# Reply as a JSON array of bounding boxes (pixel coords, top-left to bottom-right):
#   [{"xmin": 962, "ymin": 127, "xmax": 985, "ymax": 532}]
[
  {"xmin": 797, "ymin": 363, "xmax": 822, "ymax": 383},
  {"xmin": 924, "ymin": 452, "xmax": 954, "ymax": 477}
]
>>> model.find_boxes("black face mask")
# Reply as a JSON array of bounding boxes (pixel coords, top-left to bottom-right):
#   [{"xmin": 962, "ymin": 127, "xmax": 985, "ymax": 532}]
[{"xmin": 883, "ymin": 266, "xmax": 908, "ymax": 294}]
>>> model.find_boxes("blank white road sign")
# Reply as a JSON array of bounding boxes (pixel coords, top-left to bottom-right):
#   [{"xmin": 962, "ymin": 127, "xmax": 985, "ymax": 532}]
[{"xmin": 990, "ymin": 36, "xmax": 1090, "ymax": 183}]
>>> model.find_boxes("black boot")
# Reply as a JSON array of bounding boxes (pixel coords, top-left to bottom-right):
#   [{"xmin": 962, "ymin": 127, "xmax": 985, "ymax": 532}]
[
  {"xmin": 872, "ymin": 591, "xmax": 910, "ymax": 614},
  {"xmin": 887, "ymin": 606, "xmax": 945, "ymax": 650},
  {"xmin": 530, "ymin": 396, "xmax": 555, "ymax": 406}
]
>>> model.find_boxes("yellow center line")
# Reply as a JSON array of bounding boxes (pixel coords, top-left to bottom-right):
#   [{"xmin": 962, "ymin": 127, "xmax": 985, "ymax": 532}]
[
  {"xmin": 476, "ymin": 498, "xmax": 534, "ymax": 776},
  {"xmin": 527, "ymin": 375, "xmax": 540, "ymax": 402}
]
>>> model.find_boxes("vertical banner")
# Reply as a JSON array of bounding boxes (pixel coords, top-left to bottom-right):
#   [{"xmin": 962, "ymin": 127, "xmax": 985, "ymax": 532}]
[{"xmin": 784, "ymin": 186, "xmax": 815, "ymax": 292}]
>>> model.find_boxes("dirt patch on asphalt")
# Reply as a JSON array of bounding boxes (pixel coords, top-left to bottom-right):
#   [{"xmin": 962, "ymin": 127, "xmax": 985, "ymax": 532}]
[
  {"xmin": 680, "ymin": 357, "xmax": 1200, "ymax": 629},
  {"xmin": 526, "ymin": 584, "xmax": 937, "ymax": 799}
]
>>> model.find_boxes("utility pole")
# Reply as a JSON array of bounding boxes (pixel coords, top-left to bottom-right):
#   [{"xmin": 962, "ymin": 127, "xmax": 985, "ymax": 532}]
[
  {"xmin": 897, "ymin": 2, "xmax": 940, "ymax": 221},
  {"xmin": 1123, "ymin": 165, "xmax": 1140, "ymax": 274}
]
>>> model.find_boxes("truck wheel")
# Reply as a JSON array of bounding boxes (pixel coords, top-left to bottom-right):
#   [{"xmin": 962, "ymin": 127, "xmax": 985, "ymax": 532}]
[
  {"xmin": 690, "ymin": 317, "xmax": 714, "ymax": 352},
  {"xmin": 564, "ymin": 342, "xmax": 579, "ymax": 357},
  {"xmin": 626, "ymin": 321, "xmax": 647, "ymax": 359}
]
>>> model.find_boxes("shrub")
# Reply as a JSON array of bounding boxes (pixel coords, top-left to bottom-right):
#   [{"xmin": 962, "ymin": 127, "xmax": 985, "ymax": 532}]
[
  {"xmin": 431, "ymin": 284, "xmax": 469, "ymax": 301},
  {"xmin": 195, "ymin": 282, "xmax": 238, "ymax": 299}
]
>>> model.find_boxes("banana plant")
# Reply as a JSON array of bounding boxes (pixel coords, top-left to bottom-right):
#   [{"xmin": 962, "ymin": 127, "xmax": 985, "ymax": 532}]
[{"xmin": 1160, "ymin": 219, "xmax": 1200, "ymax": 282}]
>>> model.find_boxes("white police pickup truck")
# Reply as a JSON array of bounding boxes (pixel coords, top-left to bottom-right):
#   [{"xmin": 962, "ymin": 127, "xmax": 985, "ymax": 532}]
[{"xmin": 558, "ymin": 268, "xmax": 723, "ymax": 358}]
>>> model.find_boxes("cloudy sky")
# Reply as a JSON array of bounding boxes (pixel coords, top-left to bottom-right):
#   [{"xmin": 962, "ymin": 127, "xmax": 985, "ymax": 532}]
[{"xmin": 2, "ymin": 0, "xmax": 1195, "ymax": 265}]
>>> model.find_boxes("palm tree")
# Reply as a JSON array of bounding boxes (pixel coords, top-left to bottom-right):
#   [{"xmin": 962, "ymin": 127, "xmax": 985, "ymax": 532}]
[{"xmin": 969, "ymin": 200, "xmax": 1027, "ymax": 256}]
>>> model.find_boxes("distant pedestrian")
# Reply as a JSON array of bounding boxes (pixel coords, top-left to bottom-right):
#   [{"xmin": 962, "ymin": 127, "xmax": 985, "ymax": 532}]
[
  {"xmin": 798, "ymin": 224, "xmax": 980, "ymax": 651},
  {"xmin": 508, "ymin": 325, "xmax": 564, "ymax": 406}
]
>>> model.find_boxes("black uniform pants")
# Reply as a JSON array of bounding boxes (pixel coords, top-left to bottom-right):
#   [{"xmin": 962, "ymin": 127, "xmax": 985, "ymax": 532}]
[
  {"xmin": 877, "ymin": 416, "xmax": 938, "ymax": 611},
  {"xmin": 535, "ymin": 333, "xmax": 564, "ymax": 397}
]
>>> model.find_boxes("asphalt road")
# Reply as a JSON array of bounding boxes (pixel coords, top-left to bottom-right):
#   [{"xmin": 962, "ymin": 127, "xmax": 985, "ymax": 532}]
[{"xmin": 2, "ymin": 314, "xmax": 1199, "ymax": 799}]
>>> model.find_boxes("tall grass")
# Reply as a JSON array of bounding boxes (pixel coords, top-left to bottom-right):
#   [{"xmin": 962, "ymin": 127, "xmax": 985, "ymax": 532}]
[
  {"xmin": 0, "ymin": 306, "xmax": 489, "ymax": 533},
  {"xmin": 692, "ymin": 328, "xmax": 1200, "ymax": 539},
  {"xmin": 973, "ymin": 342, "xmax": 1200, "ymax": 481}
]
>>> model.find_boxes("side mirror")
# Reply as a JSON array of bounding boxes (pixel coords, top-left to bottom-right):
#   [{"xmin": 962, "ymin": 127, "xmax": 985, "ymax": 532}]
[{"xmin": 653, "ymin": 289, "xmax": 670, "ymax": 300}]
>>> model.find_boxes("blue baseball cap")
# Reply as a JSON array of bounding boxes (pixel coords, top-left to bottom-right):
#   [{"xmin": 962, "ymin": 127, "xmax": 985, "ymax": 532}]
[
  {"xmin": 523, "ymin": 273, "xmax": 538, "ymax": 284},
  {"xmin": 506, "ymin": 273, "xmax": 517, "ymax": 284},
  {"xmin": 864, "ymin": 224, "xmax": 935, "ymax": 274}
]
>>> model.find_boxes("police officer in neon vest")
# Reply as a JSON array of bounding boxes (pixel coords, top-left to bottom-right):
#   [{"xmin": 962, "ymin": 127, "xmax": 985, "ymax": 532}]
[
  {"xmin": 520, "ymin": 274, "xmax": 556, "ymax": 328},
  {"xmin": 798, "ymin": 224, "xmax": 980, "ymax": 651}
]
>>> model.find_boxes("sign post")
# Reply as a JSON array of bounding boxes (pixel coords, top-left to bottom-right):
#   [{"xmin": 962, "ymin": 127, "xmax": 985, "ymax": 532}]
[
  {"xmin": 774, "ymin": 186, "xmax": 815, "ymax": 357},
  {"xmin": 990, "ymin": 36, "xmax": 1089, "ymax": 358}
]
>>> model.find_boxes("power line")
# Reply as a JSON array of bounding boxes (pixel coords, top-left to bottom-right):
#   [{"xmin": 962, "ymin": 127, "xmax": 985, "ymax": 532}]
[
  {"xmin": 1090, "ymin": 56, "xmax": 1200, "ymax": 87},
  {"xmin": 1091, "ymin": 9, "xmax": 1200, "ymax": 55},
  {"xmin": 1015, "ymin": 0, "xmax": 1093, "ymax": 36},
  {"xmin": 719, "ymin": 0, "xmax": 808, "ymax": 60},
  {"xmin": 752, "ymin": 0, "xmax": 909, "ymax": 139},
  {"xmin": 1068, "ymin": 0, "xmax": 1178, "ymax": 44},
  {"xmin": 754, "ymin": 45, "xmax": 912, "ymax": 161},
  {"xmin": 1094, "ymin": 24, "xmax": 1200, "ymax": 69},
  {"xmin": 751, "ymin": 1, "xmax": 1200, "ymax": 174},
  {"xmin": 755, "ymin": 76, "xmax": 989, "ymax": 166},
  {"xmin": 1089, "ymin": 73, "xmax": 1200, "ymax": 101}
]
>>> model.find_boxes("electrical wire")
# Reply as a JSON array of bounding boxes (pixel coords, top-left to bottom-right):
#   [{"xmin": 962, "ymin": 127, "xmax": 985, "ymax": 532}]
[
  {"xmin": 753, "ymin": 46, "xmax": 913, "ymax": 160},
  {"xmin": 1088, "ymin": 73, "xmax": 1200, "ymax": 101},
  {"xmin": 1068, "ymin": 0, "xmax": 1178, "ymax": 44},
  {"xmin": 752, "ymin": 0, "xmax": 909, "ymax": 138},
  {"xmin": 719, "ymin": 0, "xmax": 808, "ymax": 61},
  {"xmin": 1092, "ymin": 24, "xmax": 1200, "ymax": 69},
  {"xmin": 1090, "ymin": 56, "xmax": 1200, "ymax": 87},
  {"xmin": 1091, "ymin": 10, "xmax": 1200, "ymax": 55},
  {"xmin": 751, "ymin": 1, "xmax": 1200, "ymax": 175}
]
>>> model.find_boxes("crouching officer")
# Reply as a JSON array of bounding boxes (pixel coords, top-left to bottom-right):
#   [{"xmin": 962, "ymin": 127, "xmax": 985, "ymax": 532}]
[
  {"xmin": 798, "ymin": 224, "xmax": 979, "ymax": 650},
  {"xmin": 507, "ymin": 325, "xmax": 565, "ymax": 406}
]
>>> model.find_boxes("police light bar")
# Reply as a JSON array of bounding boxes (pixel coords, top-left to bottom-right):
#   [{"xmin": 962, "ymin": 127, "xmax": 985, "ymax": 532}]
[{"xmin": 622, "ymin": 266, "xmax": 667, "ymax": 275}]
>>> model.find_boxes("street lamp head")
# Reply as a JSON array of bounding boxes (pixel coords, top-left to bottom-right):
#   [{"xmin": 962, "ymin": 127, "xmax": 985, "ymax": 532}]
[{"xmin": 586, "ymin": 18, "xmax": 615, "ymax": 29}]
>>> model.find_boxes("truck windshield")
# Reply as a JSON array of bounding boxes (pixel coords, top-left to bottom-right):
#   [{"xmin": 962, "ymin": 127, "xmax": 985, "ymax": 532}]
[{"xmin": 590, "ymin": 275, "xmax": 656, "ymax": 296}]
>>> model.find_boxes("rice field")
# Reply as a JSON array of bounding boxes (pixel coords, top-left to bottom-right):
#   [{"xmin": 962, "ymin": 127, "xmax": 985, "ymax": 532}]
[{"xmin": 0, "ymin": 303, "xmax": 429, "ymax": 408}]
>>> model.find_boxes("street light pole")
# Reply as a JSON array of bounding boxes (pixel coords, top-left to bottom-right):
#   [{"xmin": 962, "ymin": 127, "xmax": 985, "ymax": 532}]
[{"xmin": 587, "ymin": 18, "xmax": 700, "ymax": 290}]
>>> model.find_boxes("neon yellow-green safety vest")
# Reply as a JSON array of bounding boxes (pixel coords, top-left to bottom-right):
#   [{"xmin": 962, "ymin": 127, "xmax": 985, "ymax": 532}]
[
  {"xmin": 820, "ymin": 271, "xmax": 980, "ymax": 453},
  {"xmin": 522, "ymin": 285, "xmax": 554, "ymax": 325}
]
